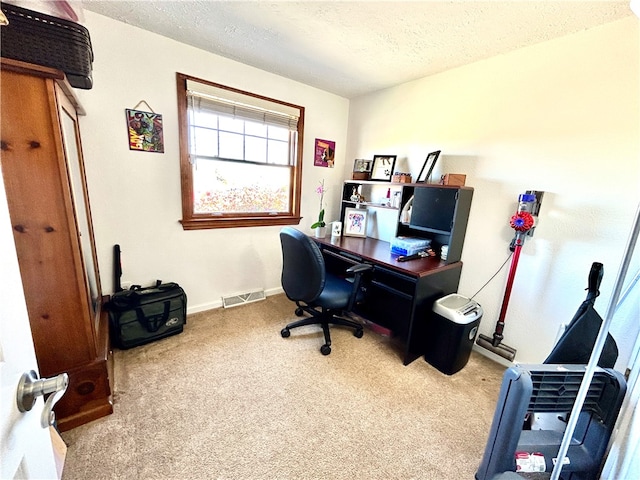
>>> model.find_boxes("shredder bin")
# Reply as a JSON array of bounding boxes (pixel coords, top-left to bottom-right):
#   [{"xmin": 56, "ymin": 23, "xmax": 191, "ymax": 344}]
[{"xmin": 425, "ymin": 294, "xmax": 482, "ymax": 375}]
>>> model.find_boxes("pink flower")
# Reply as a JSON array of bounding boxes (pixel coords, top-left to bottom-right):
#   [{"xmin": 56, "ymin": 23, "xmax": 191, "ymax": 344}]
[
  {"xmin": 316, "ymin": 180, "xmax": 325, "ymax": 210},
  {"xmin": 311, "ymin": 180, "xmax": 326, "ymax": 229}
]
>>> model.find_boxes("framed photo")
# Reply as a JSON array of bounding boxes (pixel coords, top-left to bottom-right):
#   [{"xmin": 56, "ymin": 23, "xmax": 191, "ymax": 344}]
[
  {"xmin": 352, "ymin": 158, "xmax": 372, "ymax": 180},
  {"xmin": 352, "ymin": 158, "xmax": 372, "ymax": 173},
  {"xmin": 344, "ymin": 207, "xmax": 368, "ymax": 237},
  {"xmin": 417, "ymin": 150, "xmax": 441, "ymax": 183},
  {"xmin": 370, "ymin": 155, "xmax": 397, "ymax": 182},
  {"xmin": 331, "ymin": 221, "xmax": 342, "ymax": 237}
]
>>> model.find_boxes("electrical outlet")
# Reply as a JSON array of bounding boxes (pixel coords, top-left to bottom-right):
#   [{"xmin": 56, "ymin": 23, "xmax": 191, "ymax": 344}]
[{"xmin": 121, "ymin": 281, "xmax": 133, "ymax": 290}]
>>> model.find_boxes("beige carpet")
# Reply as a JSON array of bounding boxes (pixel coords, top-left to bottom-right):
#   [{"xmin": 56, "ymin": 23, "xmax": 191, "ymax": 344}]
[{"xmin": 61, "ymin": 294, "xmax": 507, "ymax": 479}]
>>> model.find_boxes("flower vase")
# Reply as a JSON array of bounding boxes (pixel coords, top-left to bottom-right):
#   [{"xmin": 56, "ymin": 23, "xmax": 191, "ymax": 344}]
[{"xmin": 314, "ymin": 226, "xmax": 327, "ymax": 238}]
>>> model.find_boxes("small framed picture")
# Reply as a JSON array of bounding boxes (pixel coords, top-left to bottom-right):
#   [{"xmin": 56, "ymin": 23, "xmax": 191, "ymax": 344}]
[
  {"xmin": 331, "ymin": 221, "xmax": 342, "ymax": 237},
  {"xmin": 370, "ymin": 155, "xmax": 397, "ymax": 181},
  {"xmin": 344, "ymin": 208, "xmax": 368, "ymax": 237},
  {"xmin": 352, "ymin": 158, "xmax": 372, "ymax": 180},
  {"xmin": 352, "ymin": 158, "xmax": 372, "ymax": 173},
  {"xmin": 417, "ymin": 150, "xmax": 441, "ymax": 183}
]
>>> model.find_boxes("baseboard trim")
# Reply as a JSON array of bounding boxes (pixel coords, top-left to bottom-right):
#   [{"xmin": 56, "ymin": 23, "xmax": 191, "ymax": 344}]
[{"xmin": 187, "ymin": 287, "xmax": 284, "ymax": 315}]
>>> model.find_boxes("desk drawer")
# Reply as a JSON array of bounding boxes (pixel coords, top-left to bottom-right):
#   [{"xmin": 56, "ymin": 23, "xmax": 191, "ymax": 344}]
[
  {"xmin": 370, "ymin": 266, "xmax": 416, "ymax": 297},
  {"xmin": 357, "ymin": 283, "xmax": 412, "ymax": 337},
  {"xmin": 357, "ymin": 266, "xmax": 416, "ymax": 336}
]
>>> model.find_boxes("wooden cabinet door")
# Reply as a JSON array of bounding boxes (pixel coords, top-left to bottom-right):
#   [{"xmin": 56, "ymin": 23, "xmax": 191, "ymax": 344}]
[
  {"xmin": 1, "ymin": 60, "xmax": 112, "ymax": 430},
  {"xmin": 56, "ymin": 83, "xmax": 102, "ymax": 339},
  {"xmin": 1, "ymin": 69, "xmax": 95, "ymax": 373}
]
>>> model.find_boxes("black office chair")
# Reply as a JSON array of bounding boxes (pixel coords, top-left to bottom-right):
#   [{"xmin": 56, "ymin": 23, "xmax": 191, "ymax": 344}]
[{"xmin": 279, "ymin": 227, "xmax": 372, "ymax": 355}]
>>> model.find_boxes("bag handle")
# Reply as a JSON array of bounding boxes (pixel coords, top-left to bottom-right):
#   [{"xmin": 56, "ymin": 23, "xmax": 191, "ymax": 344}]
[
  {"xmin": 586, "ymin": 262, "xmax": 603, "ymax": 303},
  {"xmin": 135, "ymin": 301, "xmax": 171, "ymax": 333},
  {"xmin": 108, "ymin": 281, "xmax": 180, "ymax": 310}
]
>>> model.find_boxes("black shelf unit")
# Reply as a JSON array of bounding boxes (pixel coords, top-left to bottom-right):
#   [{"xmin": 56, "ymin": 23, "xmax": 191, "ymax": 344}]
[
  {"xmin": 396, "ymin": 184, "xmax": 473, "ymax": 263},
  {"xmin": 338, "ymin": 181, "xmax": 473, "ymax": 264}
]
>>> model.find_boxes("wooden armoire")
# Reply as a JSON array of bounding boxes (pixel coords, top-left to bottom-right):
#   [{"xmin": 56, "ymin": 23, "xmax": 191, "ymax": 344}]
[{"xmin": 1, "ymin": 58, "xmax": 112, "ymax": 431}]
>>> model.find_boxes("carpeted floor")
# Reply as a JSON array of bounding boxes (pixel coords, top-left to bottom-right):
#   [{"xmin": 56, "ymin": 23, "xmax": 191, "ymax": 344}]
[{"xmin": 61, "ymin": 294, "xmax": 507, "ymax": 479}]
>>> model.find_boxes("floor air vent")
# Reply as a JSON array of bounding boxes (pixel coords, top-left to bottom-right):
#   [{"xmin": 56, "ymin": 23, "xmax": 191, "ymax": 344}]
[{"xmin": 222, "ymin": 289, "xmax": 266, "ymax": 308}]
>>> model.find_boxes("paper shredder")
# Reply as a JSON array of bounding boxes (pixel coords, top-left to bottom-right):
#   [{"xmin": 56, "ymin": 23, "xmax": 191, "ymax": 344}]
[{"xmin": 425, "ymin": 294, "xmax": 482, "ymax": 375}]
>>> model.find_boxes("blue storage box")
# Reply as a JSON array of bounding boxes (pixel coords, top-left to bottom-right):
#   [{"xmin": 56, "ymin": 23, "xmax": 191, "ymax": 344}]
[{"xmin": 390, "ymin": 236, "xmax": 431, "ymax": 256}]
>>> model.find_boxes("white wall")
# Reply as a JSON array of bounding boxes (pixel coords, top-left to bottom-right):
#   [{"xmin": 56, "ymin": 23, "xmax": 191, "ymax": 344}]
[
  {"xmin": 76, "ymin": 12, "xmax": 349, "ymax": 312},
  {"xmin": 346, "ymin": 17, "xmax": 640, "ymax": 366},
  {"xmin": 77, "ymin": 12, "xmax": 638, "ymax": 366}
]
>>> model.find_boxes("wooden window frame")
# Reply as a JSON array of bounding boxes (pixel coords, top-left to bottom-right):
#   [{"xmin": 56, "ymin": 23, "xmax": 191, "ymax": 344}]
[{"xmin": 176, "ymin": 73, "xmax": 304, "ymax": 230}]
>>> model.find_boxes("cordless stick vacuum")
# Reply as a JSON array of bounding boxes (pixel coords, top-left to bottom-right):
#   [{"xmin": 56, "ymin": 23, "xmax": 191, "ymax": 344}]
[{"xmin": 476, "ymin": 191, "xmax": 544, "ymax": 362}]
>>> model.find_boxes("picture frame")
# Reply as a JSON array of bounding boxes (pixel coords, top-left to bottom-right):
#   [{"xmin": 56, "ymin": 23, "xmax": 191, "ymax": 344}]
[
  {"xmin": 125, "ymin": 109, "xmax": 164, "ymax": 153},
  {"xmin": 352, "ymin": 158, "xmax": 372, "ymax": 180},
  {"xmin": 344, "ymin": 207, "xmax": 368, "ymax": 237},
  {"xmin": 331, "ymin": 221, "xmax": 342, "ymax": 237},
  {"xmin": 352, "ymin": 158, "xmax": 372, "ymax": 173},
  {"xmin": 314, "ymin": 138, "xmax": 335, "ymax": 168},
  {"xmin": 417, "ymin": 150, "xmax": 441, "ymax": 183},
  {"xmin": 370, "ymin": 155, "xmax": 397, "ymax": 182}
]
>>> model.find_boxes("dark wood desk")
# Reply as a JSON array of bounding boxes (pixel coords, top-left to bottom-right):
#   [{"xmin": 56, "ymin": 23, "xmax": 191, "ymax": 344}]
[{"xmin": 314, "ymin": 236, "xmax": 463, "ymax": 365}]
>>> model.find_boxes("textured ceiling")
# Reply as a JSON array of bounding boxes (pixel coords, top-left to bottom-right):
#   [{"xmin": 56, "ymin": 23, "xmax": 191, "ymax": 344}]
[{"xmin": 82, "ymin": 1, "xmax": 634, "ymax": 98}]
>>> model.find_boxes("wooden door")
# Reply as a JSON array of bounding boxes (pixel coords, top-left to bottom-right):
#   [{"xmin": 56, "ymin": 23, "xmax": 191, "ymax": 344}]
[{"xmin": 0, "ymin": 158, "xmax": 59, "ymax": 480}]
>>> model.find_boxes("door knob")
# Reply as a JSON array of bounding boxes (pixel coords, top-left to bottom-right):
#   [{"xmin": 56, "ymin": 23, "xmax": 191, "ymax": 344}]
[{"xmin": 16, "ymin": 370, "xmax": 69, "ymax": 428}]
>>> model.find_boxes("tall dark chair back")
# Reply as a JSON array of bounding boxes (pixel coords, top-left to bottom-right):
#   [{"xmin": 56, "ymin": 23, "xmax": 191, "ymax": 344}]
[
  {"xmin": 279, "ymin": 227, "xmax": 372, "ymax": 355},
  {"xmin": 280, "ymin": 227, "xmax": 325, "ymax": 304}
]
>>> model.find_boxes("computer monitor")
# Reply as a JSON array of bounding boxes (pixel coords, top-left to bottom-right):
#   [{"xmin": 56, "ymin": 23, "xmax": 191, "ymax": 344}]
[{"xmin": 409, "ymin": 187, "xmax": 457, "ymax": 234}]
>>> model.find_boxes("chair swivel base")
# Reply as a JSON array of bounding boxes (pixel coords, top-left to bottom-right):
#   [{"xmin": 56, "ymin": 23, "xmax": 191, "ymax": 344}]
[{"xmin": 280, "ymin": 314, "xmax": 364, "ymax": 355}]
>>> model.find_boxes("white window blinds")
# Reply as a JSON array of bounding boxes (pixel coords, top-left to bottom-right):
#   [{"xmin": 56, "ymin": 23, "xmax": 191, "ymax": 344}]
[{"xmin": 186, "ymin": 79, "xmax": 299, "ymax": 131}]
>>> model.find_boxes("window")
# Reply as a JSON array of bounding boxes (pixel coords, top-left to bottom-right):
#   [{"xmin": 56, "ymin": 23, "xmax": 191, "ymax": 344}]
[{"xmin": 176, "ymin": 73, "xmax": 304, "ymax": 229}]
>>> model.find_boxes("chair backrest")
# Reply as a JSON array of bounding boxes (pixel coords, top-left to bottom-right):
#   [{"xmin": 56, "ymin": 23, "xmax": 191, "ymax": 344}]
[{"xmin": 279, "ymin": 227, "xmax": 325, "ymax": 303}]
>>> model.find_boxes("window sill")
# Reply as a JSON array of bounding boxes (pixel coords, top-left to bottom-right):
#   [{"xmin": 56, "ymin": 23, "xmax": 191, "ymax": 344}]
[{"xmin": 180, "ymin": 215, "xmax": 302, "ymax": 230}]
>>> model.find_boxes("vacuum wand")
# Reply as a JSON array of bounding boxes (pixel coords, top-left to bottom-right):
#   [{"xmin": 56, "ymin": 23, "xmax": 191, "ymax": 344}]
[
  {"xmin": 476, "ymin": 232, "xmax": 525, "ymax": 361},
  {"xmin": 476, "ymin": 191, "xmax": 543, "ymax": 362}
]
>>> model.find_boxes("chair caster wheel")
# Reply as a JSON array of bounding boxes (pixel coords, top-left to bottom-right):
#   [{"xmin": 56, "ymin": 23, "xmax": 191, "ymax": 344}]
[
  {"xmin": 354, "ymin": 328, "xmax": 364, "ymax": 338},
  {"xmin": 281, "ymin": 328, "xmax": 290, "ymax": 338},
  {"xmin": 320, "ymin": 344, "xmax": 331, "ymax": 355},
  {"xmin": 295, "ymin": 308, "xmax": 304, "ymax": 316}
]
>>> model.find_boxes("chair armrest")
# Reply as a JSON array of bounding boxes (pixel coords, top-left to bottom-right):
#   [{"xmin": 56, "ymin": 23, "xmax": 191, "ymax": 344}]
[
  {"xmin": 345, "ymin": 263, "xmax": 373, "ymax": 310},
  {"xmin": 346, "ymin": 263, "xmax": 373, "ymax": 275}
]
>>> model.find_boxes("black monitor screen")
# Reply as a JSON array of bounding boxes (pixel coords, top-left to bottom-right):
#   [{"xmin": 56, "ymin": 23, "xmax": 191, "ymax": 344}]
[{"xmin": 409, "ymin": 187, "xmax": 457, "ymax": 234}]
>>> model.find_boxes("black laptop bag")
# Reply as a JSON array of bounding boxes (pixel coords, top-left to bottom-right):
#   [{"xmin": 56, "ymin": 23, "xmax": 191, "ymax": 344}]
[
  {"xmin": 108, "ymin": 281, "xmax": 187, "ymax": 349},
  {"xmin": 108, "ymin": 245, "xmax": 187, "ymax": 349}
]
